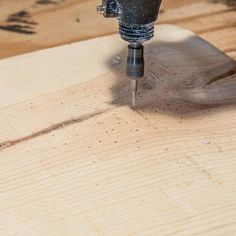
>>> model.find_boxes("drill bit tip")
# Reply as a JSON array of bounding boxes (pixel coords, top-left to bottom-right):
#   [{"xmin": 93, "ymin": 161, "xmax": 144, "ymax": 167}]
[
  {"xmin": 131, "ymin": 79, "xmax": 138, "ymax": 107},
  {"xmin": 132, "ymin": 92, "xmax": 136, "ymax": 107}
]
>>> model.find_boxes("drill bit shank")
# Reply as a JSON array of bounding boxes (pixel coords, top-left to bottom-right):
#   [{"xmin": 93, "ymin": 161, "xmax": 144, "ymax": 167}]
[{"xmin": 127, "ymin": 43, "xmax": 144, "ymax": 106}]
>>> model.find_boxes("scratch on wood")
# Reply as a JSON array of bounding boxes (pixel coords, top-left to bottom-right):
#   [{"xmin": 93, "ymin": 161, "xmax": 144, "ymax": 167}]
[
  {"xmin": 0, "ymin": 109, "xmax": 110, "ymax": 152},
  {"xmin": 136, "ymin": 110, "xmax": 159, "ymax": 130},
  {"xmin": 187, "ymin": 156, "xmax": 223, "ymax": 186},
  {"xmin": 87, "ymin": 219, "xmax": 105, "ymax": 236}
]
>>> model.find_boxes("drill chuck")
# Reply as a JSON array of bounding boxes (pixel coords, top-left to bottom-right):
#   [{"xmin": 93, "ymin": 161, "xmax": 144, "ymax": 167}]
[
  {"xmin": 126, "ymin": 43, "xmax": 144, "ymax": 106},
  {"xmin": 126, "ymin": 44, "xmax": 144, "ymax": 79}
]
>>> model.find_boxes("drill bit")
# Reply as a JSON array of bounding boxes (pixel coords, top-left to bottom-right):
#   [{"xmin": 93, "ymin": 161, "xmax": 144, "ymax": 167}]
[{"xmin": 131, "ymin": 79, "xmax": 138, "ymax": 107}]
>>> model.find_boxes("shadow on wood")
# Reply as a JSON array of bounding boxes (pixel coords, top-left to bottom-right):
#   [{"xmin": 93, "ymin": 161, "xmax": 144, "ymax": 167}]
[{"xmin": 107, "ymin": 34, "xmax": 236, "ymax": 117}]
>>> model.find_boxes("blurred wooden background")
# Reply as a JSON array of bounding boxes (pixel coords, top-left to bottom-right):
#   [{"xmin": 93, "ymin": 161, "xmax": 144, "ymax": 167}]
[{"xmin": 0, "ymin": 0, "xmax": 235, "ymax": 59}]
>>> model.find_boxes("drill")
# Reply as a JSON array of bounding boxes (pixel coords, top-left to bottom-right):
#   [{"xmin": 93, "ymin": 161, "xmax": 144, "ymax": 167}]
[{"xmin": 97, "ymin": 0, "xmax": 162, "ymax": 106}]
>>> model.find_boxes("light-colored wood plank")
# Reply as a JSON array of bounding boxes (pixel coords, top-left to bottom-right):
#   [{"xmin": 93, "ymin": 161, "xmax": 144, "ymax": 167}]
[
  {"xmin": 200, "ymin": 27, "xmax": 236, "ymax": 53},
  {"xmin": 0, "ymin": 25, "xmax": 236, "ymax": 236}
]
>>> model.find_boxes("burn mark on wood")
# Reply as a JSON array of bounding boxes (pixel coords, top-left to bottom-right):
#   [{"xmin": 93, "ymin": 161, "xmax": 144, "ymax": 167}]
[
  {"xmin": 36, "ymin": 0, "xmax": 59, "ymax": 5},
  {"xmin": 0, "ymin": 0, "xmax": 64, "ymax": 34},
  {"xmin": 7, "ymin": 11, "xmax": 37, "ymax": 25},
  {"xmin": 0, "ymin": 11, "xmax": 37, "ymax": 34},
  {"xmin": 0, "ymin": 25, "xmax": 35, "ymax": 34}
]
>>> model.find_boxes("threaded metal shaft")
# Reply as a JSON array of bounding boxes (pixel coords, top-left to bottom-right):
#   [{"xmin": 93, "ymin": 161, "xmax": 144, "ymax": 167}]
[{"xmin": 119, "ymin": 22, "xmax": 154, "ymax": 43}]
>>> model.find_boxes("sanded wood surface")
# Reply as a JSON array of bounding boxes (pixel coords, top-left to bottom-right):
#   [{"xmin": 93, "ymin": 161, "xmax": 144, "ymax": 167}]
[
  {"xmin": 0, "ymin": 25, "xmax": 236, "ymax": 235},
  {"xmin": 0, "ymin": 0, "xmax": 235, "ymax": 59}
]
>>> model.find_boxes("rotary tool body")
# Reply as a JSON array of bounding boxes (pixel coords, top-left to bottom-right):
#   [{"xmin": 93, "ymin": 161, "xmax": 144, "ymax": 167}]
[{"xmin": 97, "ymin": 0, "xmax": 162, "ymax": 105}]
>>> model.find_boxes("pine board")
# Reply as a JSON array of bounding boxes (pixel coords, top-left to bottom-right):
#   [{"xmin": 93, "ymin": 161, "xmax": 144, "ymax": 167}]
[{"xmin": 0, "ymin": 25, "xmax": 236, "ymax": 236}]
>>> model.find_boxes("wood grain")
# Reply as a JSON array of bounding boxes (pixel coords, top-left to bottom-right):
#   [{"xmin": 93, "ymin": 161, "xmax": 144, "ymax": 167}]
[{"xmin": 0, "ymin": 25, "xmax": 236, "ymax": 236}]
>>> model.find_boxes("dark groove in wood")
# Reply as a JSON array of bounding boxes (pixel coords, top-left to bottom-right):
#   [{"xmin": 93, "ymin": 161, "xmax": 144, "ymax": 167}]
[
  {"xmin": 0, "ymin": 109, "xmax": 110, "ymax": 152},
  {"xmin": 204, "ymin": 67, "xmax": 236, "ymax": 87}
]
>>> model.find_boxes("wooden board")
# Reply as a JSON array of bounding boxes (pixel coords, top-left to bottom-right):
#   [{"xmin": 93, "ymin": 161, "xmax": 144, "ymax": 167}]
[
  {"xmin": 0, "ymin": 0, "xmax": 235, "ymax": 59},
  {"xmin": 0, "ymin": 25, "xmax": 236, "ymax": 236}
]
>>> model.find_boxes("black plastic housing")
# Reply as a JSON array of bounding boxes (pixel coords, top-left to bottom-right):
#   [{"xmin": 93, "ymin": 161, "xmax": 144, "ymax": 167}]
[
  {"xmin": 98, "ymin": 0, "xmax": 162, "ymax": 43},
  {"xmin": 117, "ymin": 0, "xmax": 162, "ymax": 25}
]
